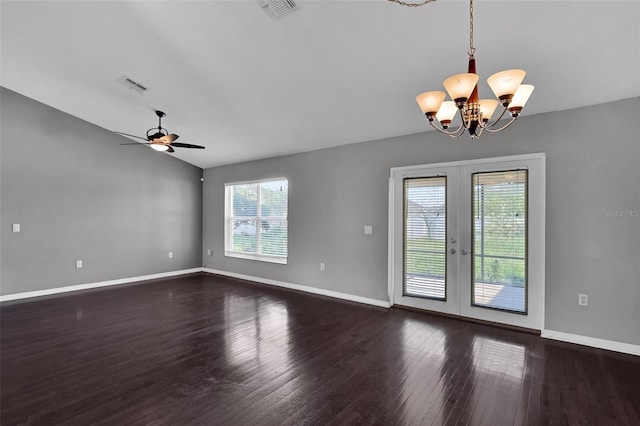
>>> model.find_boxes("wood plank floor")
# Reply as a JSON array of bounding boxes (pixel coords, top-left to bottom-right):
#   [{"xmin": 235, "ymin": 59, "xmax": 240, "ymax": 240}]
[{"xmin": 2, "ymin": 272, "xmax": 639, "ymax": 425}]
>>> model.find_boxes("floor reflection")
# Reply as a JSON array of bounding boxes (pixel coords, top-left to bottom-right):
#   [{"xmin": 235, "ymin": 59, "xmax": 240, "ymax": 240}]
[
  {"xmin": 472, "ymin": 336, "xmax": 526, "ymax": 380},
  {"xmin": 398, "ymin": 316, "xmax": 450, "ymax": 424},
  {"xmin": 223, "ymin": 294, "xmax": 291, "ymax": 375},
  {"xmin": 396, "ymin": 316, "xmax": 533, "ymax": 424}
]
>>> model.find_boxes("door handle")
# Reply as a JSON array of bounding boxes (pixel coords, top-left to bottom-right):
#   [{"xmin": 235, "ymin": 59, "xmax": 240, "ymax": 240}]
[
  {"xmin": 461, "ymin": 249, "xmax": 469, "ymax": 255},
  {"xmin": 448, "ymin": 248, "xmax": 456, "ymax": 254}
]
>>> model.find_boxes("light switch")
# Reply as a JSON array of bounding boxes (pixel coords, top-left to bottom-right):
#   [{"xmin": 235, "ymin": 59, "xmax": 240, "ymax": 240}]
[
  {"xmin": 12, "ymin": 224, "xmax": 20, "ymax": 233},
  {"xmin": 364, "ymin": 225, "xmax": 373, "ymax": 235}
]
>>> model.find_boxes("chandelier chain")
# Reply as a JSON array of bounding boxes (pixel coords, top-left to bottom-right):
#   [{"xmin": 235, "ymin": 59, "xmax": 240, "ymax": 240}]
[
  {"xmin": 387, "ymin": 0, "xmax": 437, "ymax": 8},
  {"xmin": 468, "ymin": 0, "xmax": 475, "ymax": 58}
]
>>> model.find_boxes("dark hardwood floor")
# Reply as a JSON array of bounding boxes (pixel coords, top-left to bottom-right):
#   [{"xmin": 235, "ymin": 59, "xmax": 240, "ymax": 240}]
[{"xmin": 1, "ymin": 273, "xmax": 639, "ymax": 425}]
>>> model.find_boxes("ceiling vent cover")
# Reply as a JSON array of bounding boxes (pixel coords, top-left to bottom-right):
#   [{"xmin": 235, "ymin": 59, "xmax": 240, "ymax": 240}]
[
  {"xmin": 260, "ymin": 0, "xmax": 299, "ymax": 21},
  {"xmin": 117, "ymin": 76, "xmax": 149, "ymax": 94}
]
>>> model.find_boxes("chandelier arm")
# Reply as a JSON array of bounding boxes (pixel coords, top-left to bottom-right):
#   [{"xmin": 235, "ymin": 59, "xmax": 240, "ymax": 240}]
[
  {"xmin": 483, "ymin": 116, "xmax": 518, "ymax": 133},
  {"xmin": 450, "ymin": 126, "xmax": 467, "ymax": 138},
  {"xmin": 448, "ymin": 121, "xmax": 467, "ymax": 138},
  {"xmin": 480, "ymin": 106, "xmax": 509, "ymax": 129},
  {"xmin": 443, "ymin": 120, "xmax": 467, "ymax": 138},
  {"xmin": 428, "ymin": 120, "xmax": 466, "ymax": 138},
  {"xmin": 458, "ymin": 106, "xmax": 472, "ymax": 129}
]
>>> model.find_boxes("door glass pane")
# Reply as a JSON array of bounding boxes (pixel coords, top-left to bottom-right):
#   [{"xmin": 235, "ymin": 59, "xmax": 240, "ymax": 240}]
[
  {"xmin": 471, "ymin": 170, "xmax": 527, "ymax": 313},
  {"xmin": 403, "ymin": 177, "xmax": 447, "ymax": 300}
]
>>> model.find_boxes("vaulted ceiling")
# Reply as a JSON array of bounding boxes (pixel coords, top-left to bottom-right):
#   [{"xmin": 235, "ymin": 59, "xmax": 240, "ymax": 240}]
[{"xmin": 2, "ymin": 1, "xmax": 639, "ymax": 168}]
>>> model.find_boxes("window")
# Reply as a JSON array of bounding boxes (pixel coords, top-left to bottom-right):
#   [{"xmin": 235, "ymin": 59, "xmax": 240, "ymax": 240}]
[
  {"xmin": 471, "ymin": 170, "xmax": 527, "ymax": 313},
  {"xmin": 224, "ymin": 178, "xmax": 288, "ymax": 264},
  {"xmin": 403, "ymin": 176, "xmax": 447, "ymax": 300}
]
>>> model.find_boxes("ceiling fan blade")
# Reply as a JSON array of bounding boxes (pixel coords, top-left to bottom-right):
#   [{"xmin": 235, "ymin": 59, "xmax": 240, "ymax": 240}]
[
  {"xmin": 114, "ymin": 131, "xmax": 149, "ymax": 141},
  {"xmin": 167, "ymin": 146, "xmax": 175, "ymax": 153},
  {"xmin": 171, "ymin": 142, "xmax": 206, "ymax": 149}
]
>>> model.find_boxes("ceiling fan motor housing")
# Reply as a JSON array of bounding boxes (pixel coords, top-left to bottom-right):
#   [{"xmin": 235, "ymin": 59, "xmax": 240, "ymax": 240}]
[{"xmin": 147, "ymin": 131, "xmax": 168, "ymax": 140}]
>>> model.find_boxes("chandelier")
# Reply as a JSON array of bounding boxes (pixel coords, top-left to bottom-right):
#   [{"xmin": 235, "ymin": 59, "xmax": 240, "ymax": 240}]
[{"xmin": 391, "ymin": 0, "xmax": 534, "ymax": 139}]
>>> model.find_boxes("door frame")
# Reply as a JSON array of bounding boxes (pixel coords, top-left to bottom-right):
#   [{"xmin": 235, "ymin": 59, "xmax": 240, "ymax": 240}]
[{"xmin": 388, "ymin": 153, "xmax": 546, "ymax": 330}]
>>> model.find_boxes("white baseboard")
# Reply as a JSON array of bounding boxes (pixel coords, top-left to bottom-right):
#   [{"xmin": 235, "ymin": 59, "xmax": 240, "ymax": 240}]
[
  {"xmin": 0, "ymin": 268, "xmax": 203, "ymax": 302},
  {"xmin": 542, "ymin": 329, "xmax": 640, "ymax": 356},
  {"xmin": 202, "ymin": 268, "xmax": 392, "ymax": 309}
]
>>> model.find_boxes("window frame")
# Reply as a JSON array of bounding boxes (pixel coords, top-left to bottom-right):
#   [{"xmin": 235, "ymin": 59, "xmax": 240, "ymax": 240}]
[{"xmin": 224, "ymin": 177, "xmax": 288, "ymax": 264}]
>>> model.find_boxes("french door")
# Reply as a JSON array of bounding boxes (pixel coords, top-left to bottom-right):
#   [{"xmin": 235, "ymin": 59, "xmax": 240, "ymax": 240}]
[{"xmin": 388, "ymin": 154, "xmax": 545, "ymax": 330}]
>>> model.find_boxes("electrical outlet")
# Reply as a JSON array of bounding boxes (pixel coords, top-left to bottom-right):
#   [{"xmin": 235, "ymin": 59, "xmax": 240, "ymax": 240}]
[
  {"xmin": 578, "ymin": 293, "xmax": 588, "ymax": 306},
  {"xmin": 320, "ymin": 262, "xmax": 325, "ymax": 271},
  {"xmin": 75, "ymin": 260, "xmax": 83, "ymax": 269},
  {"xmin": 169, "ymin": 252, "xmax": 173, "ymax": 259},
  {"xmin": 364, "ymin": 225, "xmax": 373, "ymax": 235},
  {"xmin": 12, "ymin": 224, "xmax": 21, "ymax": 233}
]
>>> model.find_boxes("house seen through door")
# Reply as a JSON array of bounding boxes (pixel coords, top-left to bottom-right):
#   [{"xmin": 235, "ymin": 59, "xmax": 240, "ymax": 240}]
[{"xmin": 389, "ymin": 154, "xmax": 545, "ymax": 330}]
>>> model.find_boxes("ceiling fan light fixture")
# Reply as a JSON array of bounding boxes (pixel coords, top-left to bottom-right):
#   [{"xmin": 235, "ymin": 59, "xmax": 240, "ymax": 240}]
[{"xmin": 150, "ymin": 143, "xmax": 169, "ymax": 152}]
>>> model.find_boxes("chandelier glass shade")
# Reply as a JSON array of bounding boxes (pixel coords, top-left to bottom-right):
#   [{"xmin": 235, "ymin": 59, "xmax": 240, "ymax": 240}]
[{"xmin": 405, "ymin": 0, "xmax": 534, "ymax": 139}]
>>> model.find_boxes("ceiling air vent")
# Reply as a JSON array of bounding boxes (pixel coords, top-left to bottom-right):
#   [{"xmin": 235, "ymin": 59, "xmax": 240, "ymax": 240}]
[
  {"xmin": 117, "ymin": 76, "xmax": 149, "ymax": 94},
  {"xmin": 259, "ymin": 0, "xmax": 299, "ymax": 21}
]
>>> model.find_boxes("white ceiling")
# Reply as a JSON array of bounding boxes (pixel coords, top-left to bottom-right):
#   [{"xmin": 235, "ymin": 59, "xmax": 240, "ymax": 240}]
[{"xmin": 2, "ymin": 0, "xmax": 639, "ymax": 169}]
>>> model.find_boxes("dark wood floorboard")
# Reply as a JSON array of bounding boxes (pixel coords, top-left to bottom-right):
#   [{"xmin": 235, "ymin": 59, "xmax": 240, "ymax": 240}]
[{"xmin": 2, "ymin": 272, "xmax": 640, "ymax": 425}]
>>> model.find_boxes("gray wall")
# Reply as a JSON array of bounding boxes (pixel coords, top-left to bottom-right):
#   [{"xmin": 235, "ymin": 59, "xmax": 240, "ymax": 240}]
[
  {"xmin": 203, "ymin": 97, "xmax": 640, "ymax": 346},
  {"xmin": 1, "ymin": 88, "xmax": 203, "ymax": 295}
]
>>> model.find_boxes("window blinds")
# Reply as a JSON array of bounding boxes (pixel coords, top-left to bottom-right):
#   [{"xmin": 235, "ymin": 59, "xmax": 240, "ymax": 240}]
[
  {"xmin": 472, "ymin": 170, "xmax": 527, "ymax": 313},
  {"xmin": 403, "ymin": 177, "xmax": 447, "ymax": 300}
]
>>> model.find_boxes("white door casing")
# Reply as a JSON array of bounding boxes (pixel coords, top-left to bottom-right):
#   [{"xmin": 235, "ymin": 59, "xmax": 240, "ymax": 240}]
[{"xmin": 388, "ymin": 153, "xmax": 545, "ymax": 330}]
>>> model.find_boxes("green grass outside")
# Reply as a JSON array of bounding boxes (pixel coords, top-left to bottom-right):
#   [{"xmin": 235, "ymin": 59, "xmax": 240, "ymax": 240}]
[{"xmin": 406, "ymin": 236, "xmax": 525, "ymax": 287}]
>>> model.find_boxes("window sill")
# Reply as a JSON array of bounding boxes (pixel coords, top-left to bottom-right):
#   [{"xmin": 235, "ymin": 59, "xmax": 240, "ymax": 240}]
[{"xmin": 225, "ymin": 251, "xmax": 287, "ymax": 265}]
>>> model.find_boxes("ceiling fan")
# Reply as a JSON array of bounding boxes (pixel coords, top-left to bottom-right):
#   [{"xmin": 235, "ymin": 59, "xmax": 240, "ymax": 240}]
[{"xmin": 115, "ymin": 110, "xmax": 205, "ymax": 153}]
